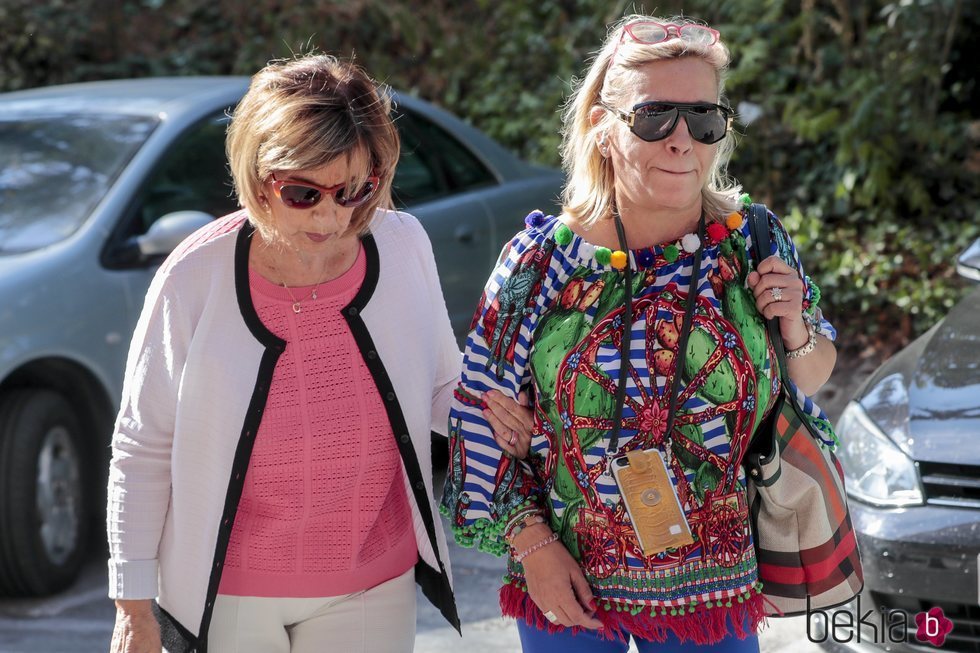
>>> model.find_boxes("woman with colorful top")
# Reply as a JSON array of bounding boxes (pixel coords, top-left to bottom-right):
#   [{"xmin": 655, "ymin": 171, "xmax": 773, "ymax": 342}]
[
  {"xmin": 441, "ymin": 15, "xmax": 839, "ymax": 653},
  {"xmin": 107, "ymin": 54, "xmax": 486, "ymax": 653}
]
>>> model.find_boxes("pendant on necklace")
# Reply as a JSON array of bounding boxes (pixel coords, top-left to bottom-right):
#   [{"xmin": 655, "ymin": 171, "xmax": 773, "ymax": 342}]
[{"xmin": 284, "ymin": 283, "xmax": 318, "ymax": 315}]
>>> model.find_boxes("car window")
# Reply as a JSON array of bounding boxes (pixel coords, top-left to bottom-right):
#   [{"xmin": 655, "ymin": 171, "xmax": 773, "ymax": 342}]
[
  {"xmin": 392, "ymin": 109, "xmax": 496, "ymax": 207},
  {"xmin": 131, "ymin": 112, "xmax": 238, "ymax": 236},
  {"xmin": 0, "ymin": 113, "xmax": 157, "ymax": 254}
]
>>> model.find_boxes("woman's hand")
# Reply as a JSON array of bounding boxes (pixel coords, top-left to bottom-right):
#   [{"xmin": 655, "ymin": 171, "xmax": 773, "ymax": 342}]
[
  {"xmin": 746, "ymin": 255, "xmax": 810, "ymax": 350},
  {"xmin": 747, "ymin": 254, "xmax": 837, "ymax": 393},
  {"xmin": 110, "ymin": 600, "xmax": 161, "ymax": 653},
  {"xmin": 514, "ymin": 524, "xmax": 604, "ymax": 630},
  {"xmin": 483, "ymin": 389, "xmax": 534, "ymax": 458}
]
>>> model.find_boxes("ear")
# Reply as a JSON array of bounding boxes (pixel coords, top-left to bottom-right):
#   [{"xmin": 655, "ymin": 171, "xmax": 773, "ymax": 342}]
[
  {"xmin": 589, "ymin": 105, "xmax": 605, "ymax": 129},
  {"xmin": 590, "ymin": 106, "xmax": 612, "ymax": 157}
]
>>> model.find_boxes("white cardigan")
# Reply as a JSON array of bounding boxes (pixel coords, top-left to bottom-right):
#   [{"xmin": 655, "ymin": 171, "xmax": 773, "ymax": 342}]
[{"xmin": 107, "ymin": 209, "xmax": 461, "ymax": 650}]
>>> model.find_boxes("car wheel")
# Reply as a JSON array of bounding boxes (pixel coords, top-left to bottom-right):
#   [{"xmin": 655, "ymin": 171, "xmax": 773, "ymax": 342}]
[{"xmin": 0, "ymin": 389, "xmax": 90, "ymax": 596}]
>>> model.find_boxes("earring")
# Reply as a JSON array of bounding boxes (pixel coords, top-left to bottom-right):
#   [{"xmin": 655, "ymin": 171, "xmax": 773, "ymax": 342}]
[{"xmin": 598, "ymin": 133, "xmax": 609, "ymax": 156}]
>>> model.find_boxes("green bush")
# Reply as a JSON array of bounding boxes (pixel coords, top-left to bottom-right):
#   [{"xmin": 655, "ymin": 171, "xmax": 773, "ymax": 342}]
[
  {"xmin": 3, "ymin": 0, "xmax": 976, "ymax": 354},
  {"xmin": 717, "ymin": 0, "xmax": 978, "ymax": 349}
]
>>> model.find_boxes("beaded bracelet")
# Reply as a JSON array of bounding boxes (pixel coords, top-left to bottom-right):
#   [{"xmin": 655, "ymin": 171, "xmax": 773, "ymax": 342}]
[
  {"xmin": 513, "ymin": 532, "xmax": 559, "ymax": 563},
  {"xmin": 502, "ymin": 504, "xmax": 541, "ymax": 538},
  {"xmin": 506, "ymin": 513, "xmax": 546, "ymax": 544}
]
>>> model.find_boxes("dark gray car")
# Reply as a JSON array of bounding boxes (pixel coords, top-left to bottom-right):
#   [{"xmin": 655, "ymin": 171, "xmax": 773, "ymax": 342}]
[
  {"xmin": 815, "ymin": 239, "xmax": 980, "ymax": 652},
  {"xmin": 0, "ymin": 78, "xmax": 562, "ymax": 596}
]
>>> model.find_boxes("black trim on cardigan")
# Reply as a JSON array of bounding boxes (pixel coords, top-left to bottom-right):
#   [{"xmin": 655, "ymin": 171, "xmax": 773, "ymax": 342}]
[
  {"xmin": 158, "ymin": 221, "xmax": 458, "ymax": 650},
  {"xmin": 234, "ymin": 223, "xmax": 289, "ymax": 349},
  {"xmin": 343, "ymin": 233, "xmax": 460, "ymax": 633},
  {"xmin": 191, "ymin": 223, "xmax": 287, "ymax": 652}
]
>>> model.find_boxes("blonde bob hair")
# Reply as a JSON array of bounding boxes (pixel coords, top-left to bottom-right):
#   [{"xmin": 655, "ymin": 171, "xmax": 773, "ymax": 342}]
[
  {"xmin": 560, "ymin": 15, "xmax": 741, "ymax": 227},
  {"xmin": 227, "ymin": 54, "xmax": 399, "ymax": 242}
]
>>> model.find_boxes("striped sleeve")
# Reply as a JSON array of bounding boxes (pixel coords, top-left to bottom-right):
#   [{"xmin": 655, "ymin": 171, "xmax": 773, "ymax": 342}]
[{"xmin": 440, "ymin": 227, "xmax": 564, "ymax": 555}]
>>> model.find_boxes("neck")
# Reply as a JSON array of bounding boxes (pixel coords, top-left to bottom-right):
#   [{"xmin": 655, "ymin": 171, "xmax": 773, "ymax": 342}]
[
  {"xmin": 567, "ymin": 198, "xmax": 703, "ymax": 252},
  {"xmin": 615, "ymin": 202, "xmax": 702, "ymax": 249},
  {"xmin": 251, "ymin": 232, "xmax": 360, "ymax": 287}
]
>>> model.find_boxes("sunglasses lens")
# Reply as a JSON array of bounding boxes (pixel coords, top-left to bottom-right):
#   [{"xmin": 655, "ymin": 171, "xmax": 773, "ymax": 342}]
[
  {"xmin": 632, "ymin": 104, "xmax": 678, "ymax": 142},
  {"xmin": 680, "ymin": 26, "xmax": 717, "ymax": 45},
  {"xmin": 336, "ymin": 179, "xmax": 377, "ymax": 208},
  {"xmin": 686, "ymin": 107, "xmax": 728, "ymax": 144},
  {"xmin": 628, "ymin": 22, "xmax": 668, "ymax": 44},
  {"xmin": 279, "ymin": 184, "xmax": 322, "ymax": 209},
  {"xmin": 628, "ymin": 104, "xmax": 729, "ymax": 144}
]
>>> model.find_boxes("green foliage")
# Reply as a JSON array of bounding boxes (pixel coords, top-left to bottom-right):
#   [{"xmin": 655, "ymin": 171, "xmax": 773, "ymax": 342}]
[
  {"xmin": 2, "ymin": 0, "xmax": 977, "ymax": 353},
  {"xmin": 714, "ymin": 0, "xmax": 978, "ymax": 348}
]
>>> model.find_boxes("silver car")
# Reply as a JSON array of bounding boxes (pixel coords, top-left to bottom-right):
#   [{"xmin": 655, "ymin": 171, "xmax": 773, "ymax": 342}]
[{"xmin": 0, "ymin": 78, "xmax": 562, "ymax": 596}]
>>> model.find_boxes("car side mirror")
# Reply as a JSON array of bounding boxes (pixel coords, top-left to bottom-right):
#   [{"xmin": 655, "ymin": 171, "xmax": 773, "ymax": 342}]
[
  {"xmin": 136, "ymin": 211, "xmax": 215, "ymax": 257},
  {"xmin": 956, "ymin": 237, "xmax": 980, "ymax": 282}
]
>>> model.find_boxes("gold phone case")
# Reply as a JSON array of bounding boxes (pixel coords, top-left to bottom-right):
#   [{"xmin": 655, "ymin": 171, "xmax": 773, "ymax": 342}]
[{"xmin": 611, "ymin": 449, "xmax": 693, "ymax": 556}]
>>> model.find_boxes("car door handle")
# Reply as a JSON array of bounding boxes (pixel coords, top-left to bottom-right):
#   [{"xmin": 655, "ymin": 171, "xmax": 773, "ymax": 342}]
[{"xmin": 454, "ymin": 225, "xmax": 475, "ymax": 243}]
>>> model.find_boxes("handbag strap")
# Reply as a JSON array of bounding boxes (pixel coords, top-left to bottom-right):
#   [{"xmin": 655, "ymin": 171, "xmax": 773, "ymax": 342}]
[
  {"xmin": 607, "ymin": 214, "xmax": 704, "ymax": 454},
  {"xmin": 747, "ymin": 204, "xmax": 791, "ymax": 384}
]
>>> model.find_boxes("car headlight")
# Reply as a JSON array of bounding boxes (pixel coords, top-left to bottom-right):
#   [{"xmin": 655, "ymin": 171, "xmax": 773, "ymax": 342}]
[{"xmin": 836, "ymin": 401, "xmax": 924, "ymax": 507}]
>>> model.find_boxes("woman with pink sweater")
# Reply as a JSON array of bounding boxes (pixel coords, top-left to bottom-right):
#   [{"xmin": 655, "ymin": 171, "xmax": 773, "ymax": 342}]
[{"xmin": 105, "ymin": 54, "xmax": 526, "ymax": 653}]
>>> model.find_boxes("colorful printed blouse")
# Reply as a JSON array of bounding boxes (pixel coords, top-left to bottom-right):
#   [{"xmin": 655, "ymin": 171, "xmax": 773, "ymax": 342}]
[{"xmin": 440, "ymin": 203, "xmax": 838, "ymax": 644}]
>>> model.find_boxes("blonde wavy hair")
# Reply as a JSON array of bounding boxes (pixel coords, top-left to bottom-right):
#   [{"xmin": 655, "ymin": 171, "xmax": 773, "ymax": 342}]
[
  {"xmin": 226, "ymin": 54, "xmax": 399, "ymax": 242},
  {"xmin": 560, "ymin": 15, "xmax": 741, "ymax": 227}
]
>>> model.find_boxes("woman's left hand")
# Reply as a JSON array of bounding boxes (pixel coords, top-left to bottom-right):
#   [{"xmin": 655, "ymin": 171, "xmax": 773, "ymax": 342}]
[
  {"xmin": 483, "ymin": 389, "xmax": 534, "ymax": 459},
  {"xmin": 746, "ymin": 255, "xmax": 811, "ymax": 350}
]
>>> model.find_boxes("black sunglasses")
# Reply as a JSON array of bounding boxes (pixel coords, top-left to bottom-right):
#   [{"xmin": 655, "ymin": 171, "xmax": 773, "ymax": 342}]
[{"xmin": 606, "ymin": 101, "xmax": 733, "ymax": 144}]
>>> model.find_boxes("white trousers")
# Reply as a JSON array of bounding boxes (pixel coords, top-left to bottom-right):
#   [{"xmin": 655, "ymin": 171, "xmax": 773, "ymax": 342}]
[{"xmin": 207, "ymin": 569, "xmax": 417, "ymax": 653}]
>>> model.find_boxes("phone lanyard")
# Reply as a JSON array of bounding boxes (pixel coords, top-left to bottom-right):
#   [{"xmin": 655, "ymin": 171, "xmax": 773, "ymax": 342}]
[{"xmin": 606, "ymin": 214, "xmax": 705, "ymax": 455}]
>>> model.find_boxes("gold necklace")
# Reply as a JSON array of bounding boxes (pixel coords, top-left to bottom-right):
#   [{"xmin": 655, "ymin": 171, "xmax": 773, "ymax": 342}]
[
  {"xmin": 268, "ymin": 251, "xmax": 330, "ymax": 315},
  {"xmin": 281, "ymin": 282, "xmax": 320, "ymax": 314},
  {"xmin": 262, "ymin": 239, "xmax": 356, "ymax": 314}
]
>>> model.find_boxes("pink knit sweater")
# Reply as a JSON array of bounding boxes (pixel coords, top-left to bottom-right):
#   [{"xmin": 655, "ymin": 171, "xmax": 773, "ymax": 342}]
[{"xmin": 218, "ymin": 244, "xmax": 418, "ymax": 597}]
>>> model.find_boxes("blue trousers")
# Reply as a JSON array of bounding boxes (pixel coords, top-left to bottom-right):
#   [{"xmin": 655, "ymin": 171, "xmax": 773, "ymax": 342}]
[{"xmin": 516, "ymin": 620, "xmax": 760, "ymax": 653}]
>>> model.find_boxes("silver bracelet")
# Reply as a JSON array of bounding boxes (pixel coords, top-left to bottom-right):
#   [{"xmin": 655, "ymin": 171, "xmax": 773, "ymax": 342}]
[{"xmin": 785, "ymin": 321, "xmax": 817, "ymax": 359}]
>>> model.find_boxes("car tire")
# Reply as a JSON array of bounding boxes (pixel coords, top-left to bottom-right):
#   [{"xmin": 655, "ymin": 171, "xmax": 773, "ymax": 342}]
[{"xmin": 0, "ymin": 389, "xmax": 90, "ymax": 596}]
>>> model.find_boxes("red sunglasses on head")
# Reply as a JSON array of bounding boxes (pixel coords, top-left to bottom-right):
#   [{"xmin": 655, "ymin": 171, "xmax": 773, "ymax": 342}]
[
  {"xmin": 611, "ymin": 21, "xmax": 720, "ymax": 62},
  {"xmin": 270, "ymin": 172, "xmax": 380, "ymax": 210}
]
